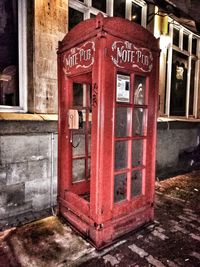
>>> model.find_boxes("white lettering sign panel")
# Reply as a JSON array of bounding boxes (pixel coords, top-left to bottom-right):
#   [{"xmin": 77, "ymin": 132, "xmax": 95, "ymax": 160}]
[
  {"xmin": 63, "ymin": 41, "xmax": 95, "ymax": 75},
  {"xmin": 110, "ymin": 41, "xmax": 153, "ymax": 72}
]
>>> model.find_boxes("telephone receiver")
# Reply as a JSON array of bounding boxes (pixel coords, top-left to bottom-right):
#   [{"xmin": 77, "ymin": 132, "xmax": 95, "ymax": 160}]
[
  {"xmin": 68, "ymin": 109, "xmax": 92, "ymax": 129},
  {"xmin": 68, "ymin": 109, "xmax": 83, "ymax": 129}
]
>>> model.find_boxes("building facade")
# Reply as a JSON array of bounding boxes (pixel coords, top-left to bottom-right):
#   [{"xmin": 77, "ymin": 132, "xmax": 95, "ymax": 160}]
[{"xmin": 0, "ymin": 0, "xmax": 200, "ymax": 225}]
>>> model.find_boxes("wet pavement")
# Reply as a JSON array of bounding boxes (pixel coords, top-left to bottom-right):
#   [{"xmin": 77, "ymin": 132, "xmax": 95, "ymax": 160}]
[{"xmin": 0, "ymin": 171, "xmax": 200, "ymax": 267}]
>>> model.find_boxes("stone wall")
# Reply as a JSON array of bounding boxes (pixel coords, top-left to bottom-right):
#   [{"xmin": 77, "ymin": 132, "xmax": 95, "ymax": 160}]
[
  {"xmin": 0, "ymin": 120, "xmax": 57, "ymax": 224},
  {"xmin": 157, "ymin": 121, "xmax": 200, "ymax": 178},
  {"xmin": 28, "ymin": 0, "xmax": 68, "ymax": 113}
]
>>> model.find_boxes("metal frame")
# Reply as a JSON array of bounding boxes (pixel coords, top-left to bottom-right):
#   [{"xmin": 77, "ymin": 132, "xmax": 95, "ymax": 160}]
[{"xmin": 0, "ymin": 0, "xmax": 27, "ymax": 112}]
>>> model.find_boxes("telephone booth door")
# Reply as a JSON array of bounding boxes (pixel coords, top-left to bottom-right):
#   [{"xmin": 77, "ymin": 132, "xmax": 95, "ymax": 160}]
[
  {"xmin": 58, "ymin": 13, "xmax": 160, "ymax": 249},
  {"xmin": 67, "ymin": 74, "xmax": 92, "ymax": 196}
]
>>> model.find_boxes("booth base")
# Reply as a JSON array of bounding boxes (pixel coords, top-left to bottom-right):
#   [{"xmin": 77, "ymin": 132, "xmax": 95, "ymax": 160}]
[{"xmin": 59, "ymin": 200, "xmax": 154, "ymax": 249}]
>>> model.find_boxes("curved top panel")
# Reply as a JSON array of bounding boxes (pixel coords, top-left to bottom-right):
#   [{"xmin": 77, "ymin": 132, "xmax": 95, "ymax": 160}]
[{"xmin": 59, "ymin": 13, "xmax": 159, "ymax": 53}]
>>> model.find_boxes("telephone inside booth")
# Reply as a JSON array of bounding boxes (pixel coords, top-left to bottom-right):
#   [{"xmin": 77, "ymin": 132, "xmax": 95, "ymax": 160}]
[{"xmin": 58, "ymin": 13, "xmax": 160, "ymax": 248}]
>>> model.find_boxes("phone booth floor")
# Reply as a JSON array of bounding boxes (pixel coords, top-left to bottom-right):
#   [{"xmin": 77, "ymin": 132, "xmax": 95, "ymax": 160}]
[{"xmin": 58, "ymin": 13, "xmax": 160, "ymax": 249}]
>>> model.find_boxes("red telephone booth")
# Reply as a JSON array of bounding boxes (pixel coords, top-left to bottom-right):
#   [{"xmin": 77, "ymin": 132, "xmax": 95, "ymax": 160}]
[{"xmin": 58, "ymin": 13, "xmax": 160, "ymax": 249}]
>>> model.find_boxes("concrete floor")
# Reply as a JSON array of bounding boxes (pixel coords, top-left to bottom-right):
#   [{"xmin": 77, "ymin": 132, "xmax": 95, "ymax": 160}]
[{"xmin": 0, "ymin": 171, "xmax": 200, "ymax": 267}]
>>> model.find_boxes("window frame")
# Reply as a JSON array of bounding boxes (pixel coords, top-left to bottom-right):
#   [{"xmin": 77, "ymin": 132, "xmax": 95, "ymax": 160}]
[
  {"xmin": 126, "ymin": 0, "xmax": 147, "ymax": 28},
  {"xmin": 69, "ymin": 0, "xmax": 147, "ymax": 27},
  {"xmin": 69, "ymin": 0, "xmax": 108, "ymax": 20},
  {"xmin": 165, "ymin": 19, "xmax": 200, "ymax": 118},
  {"xmin": 0, "ymin": 0, "xmax": 27, "ymax": 113}
]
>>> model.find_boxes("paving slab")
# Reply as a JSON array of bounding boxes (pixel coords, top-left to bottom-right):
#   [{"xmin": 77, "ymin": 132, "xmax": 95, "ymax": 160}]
[{"xmin": 0, "ymin": 171, "xmax": 200, "ymax": 267}]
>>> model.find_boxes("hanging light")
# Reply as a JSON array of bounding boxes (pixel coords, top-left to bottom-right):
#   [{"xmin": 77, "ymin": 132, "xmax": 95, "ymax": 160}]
[{"xmin": 131, "ymin": 14, "xmax": 137, "ymax": 21}]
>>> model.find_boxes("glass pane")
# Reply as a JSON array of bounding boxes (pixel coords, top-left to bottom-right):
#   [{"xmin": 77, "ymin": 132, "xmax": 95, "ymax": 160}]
[
  {"xmin": 114, "ymin": 173, "xmax": 127, "ymax": 202},
  {"xmin": 131, "ymin": 2, "xmax": 142, "ymax": 25},
  {"xmin": 192, "ymin": 38, "xmax": 197, "ymax": 55},
  {"xmin": 69, "ymin": 8, "xmax": 84, "ymax": 31},
  {"xmin": 132, "ymin": 170, "xmax": 143, "ymax": 197},
  {"xmin": 170, "ymin": 51, "xmax": 188, "ymax": 116},
  {"xmin": 115, "ymin": 107, "xmax": 130, "ymax": 137},
  {"xmin": 72, "ymin": 159, "xmax": 85, "ymax": 182},
  {"xmin": 134, "ymin": 75, "xmax": 146, "ymax": 105},
  {"xmin": 72, "ymin": 134, "xmax": 85, "ymax": 157},
  {"xmin": 92, "ymin": 0, "xmax": 106, "ymax": 13},
  {"xmin": 114, "ymin": 0, "xmax": 126, "ymax": 18},
  {"xmin": 0, "ymin": 0, "xmax": 19, "ymax": 106},
  {"xmin": 183, "ymin": 33, "xmax": 188, "ymax": 51},
  {"xmin": 73, "ymin": 83, "xmax": 83, "ymax": 107},
  {"xmin": 132, "ymin": 140, "xmax": 143, "ymax": 167},
  {"xmin": 116, "ymin": 74, "xmax": 130, "ymax": 103},
  {"xmin": 88, "ymin": 121, "xmax": 92, "ymax": 133},
  {"xmin": 189, "ymin": 59, "xmax": 196, "ymax": 115},
  {"xmin": 133, "ymin": 108, "xmax": 146, "ymax": 136},
  {"xmin": 173, "ymin": 28, "xmax": 179, "ymax": 46},
  {"xmin": 115, "ymin": 141, "xmax": 128, "ymax": 170}
]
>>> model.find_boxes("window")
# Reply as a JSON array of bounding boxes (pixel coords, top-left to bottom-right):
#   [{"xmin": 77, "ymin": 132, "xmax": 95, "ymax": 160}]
[
  {"xmin": 114, "ymin": 73, "xmax": 148, "ymax": 203},
  {"xmin": 183, "ymin": 32, "xmax": 188, "ymax": 51},
  {"xmin": 165, "ymin": 22, "xmax": 200, "ymax": 118},
  {"xmin": 92, "ymin": 0, "xmax": 106, "ymax": 13},
  {"xmin": 131, "ymin": 2, "xmax": 142, "ymax": 24},
  {"xmin": 0, "ymin": 0, "xmax": 27, "ymax": 112},
  {"xmin": 69, "ymin": 7, "xmax": 84, "ymax": 31},
  {"xmin": 170, "ymin": 51, "xmax": 187, "ymax": 116},
  {"xmin": 126, "ymin": 0, "xmax": 147, "ymax": 27},
  {"xmin": 69, "ymin": 0, "xmax": 147, "ymax": 29},
  {"xmin": 69, "ymin": 0, "xmax": 108, "ymax": 26},
  {"xmin": 173, "ymin": 27, "xmax": 179, "ymax": 46},
  {"xmin": 113, "ymin": 0, "xmax": 126, "ymax": 18}
]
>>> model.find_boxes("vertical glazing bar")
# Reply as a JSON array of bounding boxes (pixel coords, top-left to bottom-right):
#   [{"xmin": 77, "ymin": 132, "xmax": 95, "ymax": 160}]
[
  {"xmin": 127, "ymin": 73, "xmax": 134, "ymax": 201},
  {"xmin": 107, "ymin": 0, "xmax": 113, "ymax": 16},
  {"xmin": 85, "ymin": 83, "xmax": 89, "ymax": 179},
  {"xmin": 165, "ymin": 47, "xmax": 173, "ymax": 116},
  {"xmin": 194, "ymin": 39, "xmax": 200, "ymax": 118},
  {"xmin": 186, "ymin": 56, "xmax": 191, "ymax": 118},
  {"xmin": 165, "ymin": 24, "xmax": 173, "ymax": 116}
]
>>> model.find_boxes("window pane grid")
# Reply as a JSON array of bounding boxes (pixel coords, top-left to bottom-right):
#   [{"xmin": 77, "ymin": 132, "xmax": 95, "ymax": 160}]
[
  {"xmin": 69, "ymin": 0, "xmax": 147, "ymax": 28},
  {"xmin": 71, "ymin": 82, "xmax": 91, "ymax": 182},
  {"xmin": 165, "ymin": 22, "xmax": 200, "ymax": 118},
  {"xmin": 114, "ymin": 73, "xmax": 147, "ymax": 203},
  {"xmin": 0, "ymin": 0, "xmax": 27, "ymax": 109}
]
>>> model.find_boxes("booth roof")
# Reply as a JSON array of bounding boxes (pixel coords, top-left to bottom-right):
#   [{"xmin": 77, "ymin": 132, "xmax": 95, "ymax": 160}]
[{"xmin": 59, "ymin": 13, "xmax": 159, "ymax": 53}]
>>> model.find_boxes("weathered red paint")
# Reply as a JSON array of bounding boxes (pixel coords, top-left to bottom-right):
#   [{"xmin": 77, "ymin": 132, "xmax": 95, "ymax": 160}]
[{"xmin": 57, "ymin": 13, "xmax": 160, "ymax": 249}]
